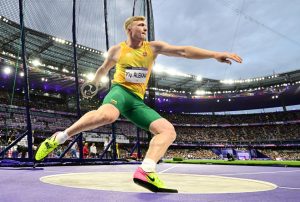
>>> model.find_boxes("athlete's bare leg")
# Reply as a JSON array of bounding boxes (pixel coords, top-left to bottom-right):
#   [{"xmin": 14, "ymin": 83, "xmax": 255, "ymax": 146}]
[
  {"xmin": 146, "ymin": 118, "xmax": 177, "ymax": 162},
  {"xmin": 34, "ymin": 104, "xmax": 120, "ymax": 161},
  {"xmin": 133, "ymin": 118, "xmax": 178, "ymax": 192},
  {"xmin": 65, "ymin": 104, "xmax": 120, "ymax": 137}
]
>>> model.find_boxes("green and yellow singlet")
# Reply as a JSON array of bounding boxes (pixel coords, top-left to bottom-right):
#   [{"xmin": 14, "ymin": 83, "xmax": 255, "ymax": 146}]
[{"xmin": 112, "ymin": 41, "xmax": 154, "ymax": 99}]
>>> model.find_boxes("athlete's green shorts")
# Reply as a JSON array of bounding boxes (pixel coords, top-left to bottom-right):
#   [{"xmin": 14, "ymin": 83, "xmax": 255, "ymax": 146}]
[{"xmin": 102, "ymin": 84, "xmax": 162, "ymax": 131}]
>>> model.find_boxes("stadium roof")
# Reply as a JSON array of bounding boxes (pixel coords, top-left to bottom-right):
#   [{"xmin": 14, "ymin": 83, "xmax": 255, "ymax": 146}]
[{"xmin": 1, "ymin": 15, "xmax": 300, "ymax": 95}]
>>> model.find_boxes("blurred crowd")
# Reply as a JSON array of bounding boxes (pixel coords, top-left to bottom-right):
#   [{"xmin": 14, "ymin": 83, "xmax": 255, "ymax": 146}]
[
  {"xmin": 1, "ymin": 90, "xmax": 300, "ymax": 161},
  {"xmin": 258, "ymin": 149, "xmax": 300, "ymax": 161},
  {"xmin": 174, "ymin": 124, "xmax": 300, "ymax": 143},
  {"xmin": 164, "ymin": 148, "xmax": 218, "ymax": 160},
  {"xmin": 162, "ymin": 111, "xmax": 300, "ymax": 124},
  {"xmin": 1, "ymin": 100, "xmax": 299, "ymax": 145}
]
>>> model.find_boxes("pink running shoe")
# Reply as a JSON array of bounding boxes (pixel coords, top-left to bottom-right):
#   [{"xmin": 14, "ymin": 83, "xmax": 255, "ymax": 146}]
[{"xmin": 133, "ymin": 167, "xmax": 178, "ymax": 193}]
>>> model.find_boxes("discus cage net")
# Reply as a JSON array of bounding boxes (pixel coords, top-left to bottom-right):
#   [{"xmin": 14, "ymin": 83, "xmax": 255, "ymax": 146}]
[{"xmin": 0, "ymin": 0, "xmax": 155, "ymax": 166}]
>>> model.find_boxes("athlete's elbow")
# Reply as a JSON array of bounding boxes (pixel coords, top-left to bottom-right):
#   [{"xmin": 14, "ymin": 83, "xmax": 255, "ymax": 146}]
[
  {"xmin": 98, "ymin": 66, "xmax": 110, "ymax": 75},
  {"xmin": 177, "ymin": 49, "xmax": 188, "ymax": 58}
]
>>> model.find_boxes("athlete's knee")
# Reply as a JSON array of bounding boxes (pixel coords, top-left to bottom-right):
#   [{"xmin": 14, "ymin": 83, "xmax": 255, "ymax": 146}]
[
  {"xmin": 98, "ymin": 111, "xmax": 117, "ymax": 124},
  {"xmin": 162, "ymin": 123, "xmax": 177, "ymax": 142},
  {"xmin": 168, "ymin": 126, "xmax": 177, "ymax": 143},
  {"xmin": 150, "ymin": 119, "xmax": 177, "ymax": 142}
]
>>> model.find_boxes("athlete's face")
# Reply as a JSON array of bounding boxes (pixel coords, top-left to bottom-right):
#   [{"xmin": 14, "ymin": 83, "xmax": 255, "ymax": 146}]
[{"xmin": 128, "ymin": 20, "xmax": 147, "ymax": 40}]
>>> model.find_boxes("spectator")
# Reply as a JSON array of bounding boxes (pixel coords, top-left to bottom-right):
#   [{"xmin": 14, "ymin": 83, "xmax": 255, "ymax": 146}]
[
  {"xmin": 104, "ymin": 137, "xmax": 112, "ymax": 159},
  {"xmin": 90, "ymin": 143, "xmax": 97, "ymax": 158},
  {"xmin": 83, "ymin": 142, "xmax": 89, "ymax": 159}
]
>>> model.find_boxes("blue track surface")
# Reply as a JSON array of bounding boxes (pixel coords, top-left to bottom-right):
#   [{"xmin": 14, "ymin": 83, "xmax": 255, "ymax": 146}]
[{"xmin": 1, "ymin": 163, "xmax": 300, "ymax": 202}]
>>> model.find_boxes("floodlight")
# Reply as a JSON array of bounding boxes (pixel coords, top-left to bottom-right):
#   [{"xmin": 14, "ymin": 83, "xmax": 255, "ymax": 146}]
[
  {"xmin": 86, "ymin": 73, "xmax": 95, "ymax": 81},
  {"xmin": 3, "ymin": 66, "xmax": 12, "ymax": 75},
  {"xmin": 196, "ymin": 76, "xmax": 202, "ymax": 81},
  {"xmin": 32, "ymin": 59, "xmax": 41, "ymax": 67}
]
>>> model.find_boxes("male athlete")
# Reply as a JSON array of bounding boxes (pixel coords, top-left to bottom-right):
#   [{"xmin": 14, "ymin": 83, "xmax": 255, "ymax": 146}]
[{"xmin": 35, "ymin": 16, "xmax": 242, "ymax": 192}]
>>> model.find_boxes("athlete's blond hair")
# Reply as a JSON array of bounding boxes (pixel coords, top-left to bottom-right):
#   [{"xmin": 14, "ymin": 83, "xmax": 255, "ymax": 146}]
[{"xmin": 124, "ymin": 16, "xmax": 146, "ymax": 32}]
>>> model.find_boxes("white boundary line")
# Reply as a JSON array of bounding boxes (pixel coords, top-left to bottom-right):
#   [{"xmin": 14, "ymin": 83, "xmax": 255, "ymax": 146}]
[
  {"xmin": 158, "ymin": 165, "xmax": 179, "ymax": 173},
  {"xmin": 278, "ymin": 186, "xmax": 300, "ymax": 190}
]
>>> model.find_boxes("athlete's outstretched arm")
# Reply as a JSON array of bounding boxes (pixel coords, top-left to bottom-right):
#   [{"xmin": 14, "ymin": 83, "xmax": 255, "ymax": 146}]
[
  {"xmin": 150, "ymin": 41, "xmax": 242, "ymax": 65},
  {"xmin": 91, "ymin": 45, "xmax": 120, "ymax": 86}
]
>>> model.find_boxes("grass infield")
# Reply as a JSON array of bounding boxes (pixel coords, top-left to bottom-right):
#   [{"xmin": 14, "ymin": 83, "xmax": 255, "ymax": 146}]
[{"xmin": 163, "ymin": 159, "xmax": 300, "ymax": 167}]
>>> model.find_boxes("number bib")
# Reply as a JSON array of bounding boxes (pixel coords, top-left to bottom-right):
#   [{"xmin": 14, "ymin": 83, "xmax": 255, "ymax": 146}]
[{"xmin": 125, "ymin": 67, "xmax": 148, "ymax": 83}]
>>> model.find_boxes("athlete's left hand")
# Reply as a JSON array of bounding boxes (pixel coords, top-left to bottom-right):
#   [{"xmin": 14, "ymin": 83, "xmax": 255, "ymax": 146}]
[{"xmin": 214, "ymin": 52, "xmax": 242, "ymax": 65}]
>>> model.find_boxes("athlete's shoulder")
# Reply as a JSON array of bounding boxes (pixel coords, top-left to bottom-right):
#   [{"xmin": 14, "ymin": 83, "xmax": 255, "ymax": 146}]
[
  {"xmin": 150, "ymin": 41, "xmax": 170, "ymax": 53},
  {"xmin": 109, "ymin": 44, "xmax": 122, "ymax": 52},
  {"xmin": 106, "ymin": 44, "xmax": 122, "ymax": 62},
  {"xmin": 149, "ymin": 40, "xmax": 168, "ymax": 47},
  {"xmin": 108, "ymin": 44, "xmax": 122, "ymax": 56}
]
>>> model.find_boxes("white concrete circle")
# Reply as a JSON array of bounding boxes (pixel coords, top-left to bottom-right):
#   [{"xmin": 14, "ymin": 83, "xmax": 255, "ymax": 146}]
[{"xmin": 40, "ymin": 172, "xmax": 277, "ymax": 194}]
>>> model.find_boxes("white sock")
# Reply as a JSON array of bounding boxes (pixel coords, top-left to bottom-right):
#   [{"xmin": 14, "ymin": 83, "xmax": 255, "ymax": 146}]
[
  {"xmin": 140, "ymin": 158, "xmax": 156, "ymax": 172},
  {"xmin": 55, "ymin": 131, "xmax": 69, "ymax": 144}
]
